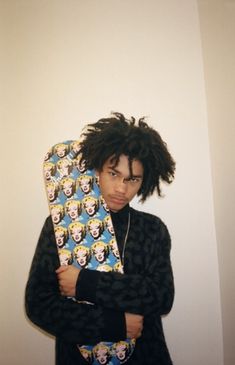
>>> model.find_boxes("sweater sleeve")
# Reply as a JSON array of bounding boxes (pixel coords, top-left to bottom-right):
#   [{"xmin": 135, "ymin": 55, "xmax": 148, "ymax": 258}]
[
  {"xmin": 76, "ymin": 212, "xmax": 174, "ymax": 317},
  {"xmin": 25, "ymin": 217, "xmax": 126, "ymax": 344}
]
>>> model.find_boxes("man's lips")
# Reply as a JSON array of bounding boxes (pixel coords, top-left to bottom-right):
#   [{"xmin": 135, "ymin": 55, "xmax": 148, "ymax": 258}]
[{"xmin": 109, "ymin": 196, "xmax": 127, "ymax": 204}]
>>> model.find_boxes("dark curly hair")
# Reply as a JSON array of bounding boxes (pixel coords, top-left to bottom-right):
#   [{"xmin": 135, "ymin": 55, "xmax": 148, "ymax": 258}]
[{"xmin": 78, "ymin": 112, "xmax": 175, "ymax": 202}]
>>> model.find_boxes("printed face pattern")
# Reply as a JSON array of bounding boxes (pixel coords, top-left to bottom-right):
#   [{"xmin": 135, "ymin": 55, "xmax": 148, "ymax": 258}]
[
  {"xmin": 44, "ymin": 162, "xmax": 56, "ymax": 180},
  {"xmin": 55, "ymin": 226, "xmax": 68, "ymax": 248},
  {"xmin": 50, "ymin": 205, "xmax": 64, "ymax": 224},
  {"xmin": 86, "ymin": 219, "xmax": 103, "ymax": 240},
  {"xmin": 93, "ymin": 345, "xmax": 110, "ymax": 365},
  {"xmin": 73, "ymin": 246, "xmax": 91, "ymax": 268},
  {"xmin": 46, "ymin": 182, "xmax": 58, "ymax": 202},
  {"xmin": 54, "ymin": 143, "xmax": 69, "ymax": 158},
  {"xmin": 114, "ymin": 342, "xmax": 130, "ymax": 362},
  {"xmin": 61, "ymin": 178, "xmax": 75, "ymax": 198},
  {"xmin": 109, "ymin": 238, "xmax": 120, "ymax": 259},
  {"xmin": 58, "ymin": 249, "xmax": 72, "ymax": 265},
  {"xmin": 57, "ymin": 158, "xmax": 73, "ymax": 177},
  {"xmin": 104, "ymin": 216, "xmax": 115, "ymax": 236},
  {"xmin": 77, "ymin": 175, "xmax": 93, "ymax": 194},
  {"xmin": 91, "ymin": 242, "xmax": 109, "ymax": 264},
  {"xmin": 65, "ymin": 200, "xmax": 81, "ymax": 221},
  {"xmin": 78, "ymin": 347, "xmax": 92, "ymax": 363},
  {"xmin": 74, "ymin": 154, "xmax": 87, "ymax": 173},
  {"xmin": 69, "ymin": 222, "xmax": 86, "ymax": 244},
  {"xmin": 82, "ymin": 196, "xmax": 99, "ymax": 217},
  {"xmin": 44, "ymin": 140, "xmax": 135, "ymax": 364}
]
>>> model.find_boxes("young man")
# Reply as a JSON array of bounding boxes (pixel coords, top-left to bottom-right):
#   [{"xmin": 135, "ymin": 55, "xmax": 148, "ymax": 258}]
[{"xmin": 25, "ymin": 112, "xmax": 176, "ymax": 365}]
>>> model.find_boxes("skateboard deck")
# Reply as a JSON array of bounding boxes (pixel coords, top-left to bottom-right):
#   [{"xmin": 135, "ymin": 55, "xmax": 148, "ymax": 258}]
[{"xmin": 43, "ymin": 140, "xmax": 135, "ymax": 364}]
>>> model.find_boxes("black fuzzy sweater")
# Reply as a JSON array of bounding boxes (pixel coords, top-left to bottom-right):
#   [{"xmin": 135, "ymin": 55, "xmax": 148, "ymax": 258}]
[{"xmin": 25, "ymin": 205, "xmax": 174, "ymax": 365}]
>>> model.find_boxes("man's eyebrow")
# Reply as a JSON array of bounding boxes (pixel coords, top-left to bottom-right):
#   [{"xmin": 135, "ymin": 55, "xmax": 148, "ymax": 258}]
[
  {"xmin": 108, "ymin": 165, "xmax": 119, "ymax": 172},
  {"xmin": 129, "ymin": 174, "xmax": 143, "ymax": 179},
  {"xmin": 109, "ymin": 166, "xmax": 143, "ymax": 178}
]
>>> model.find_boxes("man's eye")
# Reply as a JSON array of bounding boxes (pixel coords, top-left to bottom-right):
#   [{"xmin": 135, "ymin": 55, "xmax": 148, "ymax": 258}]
[
  {"xmin": 130, "ymin": 177, "xmax": 140, "ymax": 183},
  {"xmin": 109, "ymin": 171, "xmax": 117, "ymax": 177}
]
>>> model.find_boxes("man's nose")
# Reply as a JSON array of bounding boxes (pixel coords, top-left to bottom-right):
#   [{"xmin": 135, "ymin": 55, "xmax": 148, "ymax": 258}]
[{"xmin": 115, "ymin": 178, "xmax": 128, "ymax": 193}]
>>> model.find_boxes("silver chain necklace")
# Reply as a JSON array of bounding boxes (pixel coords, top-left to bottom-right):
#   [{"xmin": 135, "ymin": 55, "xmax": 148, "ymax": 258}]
[{"xmin": 121, "ymin": 211, "xmax": 131, "ymax": 266}]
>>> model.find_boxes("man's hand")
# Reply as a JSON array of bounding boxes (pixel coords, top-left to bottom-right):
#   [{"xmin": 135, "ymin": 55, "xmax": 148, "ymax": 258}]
[
  {"xmin": 56, "ymin": 265, "xmax": 81, "ymax": 297},
  {"xmin": 125, "ymin": 313, "xmax": 143, "ymax": 339}
]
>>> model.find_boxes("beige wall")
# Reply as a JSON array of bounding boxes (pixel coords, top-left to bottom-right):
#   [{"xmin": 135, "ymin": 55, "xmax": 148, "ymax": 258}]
[
  {"xmin": 1, "ymin": 1, "xmax": 224, "ymax": 364},
  {"xmin": 198, "ymin": 1, "xmax": 235, "ymax": 364}
]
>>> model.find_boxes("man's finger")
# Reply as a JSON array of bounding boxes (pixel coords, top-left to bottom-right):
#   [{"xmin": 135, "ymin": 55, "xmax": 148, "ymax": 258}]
[{"xmin": 56, "ymin": 265, "xmax": 69, "ymax": 274}]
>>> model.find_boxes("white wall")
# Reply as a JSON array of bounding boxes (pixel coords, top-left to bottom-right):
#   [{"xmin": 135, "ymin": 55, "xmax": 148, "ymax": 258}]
[
  {"xmin": 198, "ymin": 1, "xmax": 235, "ymax": 364},
  {"xmin": 0, "ymin": 1, "xmax": 223, "ymax": 364}
]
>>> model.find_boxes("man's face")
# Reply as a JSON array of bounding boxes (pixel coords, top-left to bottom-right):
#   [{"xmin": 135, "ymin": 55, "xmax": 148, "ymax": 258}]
[{"xmin": 97, "ymin": 154, "xmax": 143, "ymax": 212}]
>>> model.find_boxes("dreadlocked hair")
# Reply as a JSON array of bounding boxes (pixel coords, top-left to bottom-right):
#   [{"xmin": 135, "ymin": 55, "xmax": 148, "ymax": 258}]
[{"xmin": 78, "ymin": 112, "xmax": 175, "ymax": 202}]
